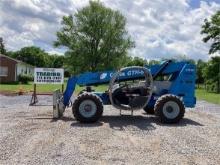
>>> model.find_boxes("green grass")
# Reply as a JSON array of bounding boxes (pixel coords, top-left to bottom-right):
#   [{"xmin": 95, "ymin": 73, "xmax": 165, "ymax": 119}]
[
  {"xmin": 0, "ymin": 82, "xmax": 63, "ymax": 93},
  {"xmin": 1, "ymin": 82, "xmax": 219, "ymax": 105},
  {"xmin": 196, "ymin": 88, "xmax": 220, "ymax": 105},
  {"xmin": 0, "ymin": 82, "xmax": 108, "ymax": 94}
]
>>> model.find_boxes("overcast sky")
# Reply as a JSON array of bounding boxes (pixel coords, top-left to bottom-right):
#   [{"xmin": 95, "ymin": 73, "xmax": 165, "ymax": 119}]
[{"xmin": 0, "ymin": 0, "xmax": 220, "ymax": 61}]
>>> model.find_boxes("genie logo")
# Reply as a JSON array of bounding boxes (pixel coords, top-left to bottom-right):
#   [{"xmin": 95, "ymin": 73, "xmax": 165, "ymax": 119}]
[{"xmin": 100, "ymin": 73, "xmax": 108, "ymax": 79}]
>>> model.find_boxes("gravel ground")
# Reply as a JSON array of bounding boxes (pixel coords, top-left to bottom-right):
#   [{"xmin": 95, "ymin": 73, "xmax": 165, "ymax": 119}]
[{"xmin": 0, "ymin": 94, "xmax": 220, "ymax": 165}]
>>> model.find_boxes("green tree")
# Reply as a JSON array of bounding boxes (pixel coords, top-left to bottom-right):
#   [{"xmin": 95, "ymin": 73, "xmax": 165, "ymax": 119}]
[
  {"xmin": 0, "ymin": 37, "xmax": 6, "ymax": 54},
  {"xmin": 126, "ymin": 56, "xmax": 147, "ymax": 66},
  {"xmin": 48, "ymin": 55, "xmax": 64, "ymax": 68},
  {"xmin": 148, "ymin": 60, "xmax": 160, "ymax": 66},
  {"xmin": 14, "ymin": 46, "xmax": 49, "ymax": 67},
  {"xmin": 196, "ymin": 59, "xmax": 207, "ymax": 85},
  {"xmin": 201, "ymin": 11, "xmax": 220, "ymax": 54},
  {"xmin": 202, "ymin": 57, "xmax": 220, "ymax": 93},
  {"xmin": 5, "ymin": 51, "xmax": 15, "ymax": 57},
  {"xmin": 54, "ymin": 1, "xmax": 134, "ymax": 74}
]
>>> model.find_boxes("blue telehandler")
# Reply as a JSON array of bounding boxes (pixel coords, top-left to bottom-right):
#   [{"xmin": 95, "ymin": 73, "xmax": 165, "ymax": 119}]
[{"xmin": 53, "ymin": 60, "xmax": 196, "ymax": 124}]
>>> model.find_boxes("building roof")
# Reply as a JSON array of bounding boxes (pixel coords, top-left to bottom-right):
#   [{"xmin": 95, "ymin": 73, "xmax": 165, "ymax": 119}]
[
  {"xmin": 0, "ymin": 53, "xmax": 21, "ymax": 63},
  {"xmin": 0, "ymin": 54, "xmax": 34, "ymax": 67}
]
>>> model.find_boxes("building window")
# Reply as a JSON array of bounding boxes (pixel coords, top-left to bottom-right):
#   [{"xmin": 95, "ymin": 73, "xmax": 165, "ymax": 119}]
[{"xmin": 0, "ymin": 66, "xmax": 8, "ymax": 76}]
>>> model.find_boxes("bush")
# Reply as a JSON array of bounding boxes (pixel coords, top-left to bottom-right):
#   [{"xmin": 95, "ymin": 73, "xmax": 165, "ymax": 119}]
[
  {"xmin": 0, "ymin": 81, "xmax": 19, "ymax": 84},
  {"xmin": 18, "ymin": 74, "xmax": 33, "ymax": 84},
  {"xmin": 205, "ymin": 80, "xmax": 220, "ymax": 93},
  {"xmin": 64, "ymin": 70, "xmax": 70, "ymax": 77}
]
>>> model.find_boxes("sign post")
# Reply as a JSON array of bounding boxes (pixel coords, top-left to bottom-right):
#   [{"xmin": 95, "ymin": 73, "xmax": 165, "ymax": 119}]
[
  {"xmin": 29, "ymin": 83, "xmax": 38, "ymax": 105},
  {"xmin": 29, "ymin": 68, "xmax": 64, "ymax": 105}
]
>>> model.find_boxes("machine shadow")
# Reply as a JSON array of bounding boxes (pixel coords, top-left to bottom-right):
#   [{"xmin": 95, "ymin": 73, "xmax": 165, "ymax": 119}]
[
  {"xmin": 28, "ymin": 113, "xmax": 203, "ymax": 128},
  {"xmin": 70, "ymin": 115, "xmax": 155, "ymax": 131},
  {"xmin": 51, "ymin": 116, "xmax": 75, "ymax": 122},
  {"xmin": 100, "ymin": 115, "xmax": 156, "ymax": 131},
  {"xmin": 71, "ymin": 122, "xmax": 103, "ymax": 127},
  {"xmin": 70, "ymin": 115, "xmax": 203, "ymax": 130},
  {"xmin": 161, "ymin": 117, "xmax": 204, "ymax": 127},
  {"xmin": 26, "ymin": 116, "xmax": 75, "ymax": 122}
]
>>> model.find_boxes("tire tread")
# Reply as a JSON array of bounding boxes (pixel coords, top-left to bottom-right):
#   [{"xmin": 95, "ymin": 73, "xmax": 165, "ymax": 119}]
[
  {"xmin": 154, "ymin": 94, "xmax": 185, "ymax": 123},
  {"xmin": 72, "ymin": 93, "xmax": 103, "ymax": 123}
]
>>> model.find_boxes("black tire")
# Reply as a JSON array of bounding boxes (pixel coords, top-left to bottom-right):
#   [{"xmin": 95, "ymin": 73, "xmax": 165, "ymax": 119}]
[
  {"xmin": 154, "ymin": 94, "xmax": 185, "ymax": 123},
  {"xmin": 72, "ymin": 93, "xmax": 103, "ymax": 123},
  {"xmin": 143, "ymin": 106, "xmax": 154, "ymax": 114}
]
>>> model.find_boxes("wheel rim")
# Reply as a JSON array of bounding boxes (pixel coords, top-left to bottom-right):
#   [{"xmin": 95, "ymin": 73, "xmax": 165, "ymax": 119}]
[
  {"xmin": 79, "ymin": 100, "xmax": 97, "ymax": 118},
  {"xmin": 162, "ymin": 101, "xmax": 180, "ymax": 119}
]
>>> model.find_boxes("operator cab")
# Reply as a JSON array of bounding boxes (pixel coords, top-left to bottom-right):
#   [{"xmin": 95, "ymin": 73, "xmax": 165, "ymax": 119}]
[
  {"xmin": 109, "ymin": 66, "xmax": 153, "ymax": 110},
  {"xmin": 112, "ymin": 81, "xmax": 151, "ymax": 109}
]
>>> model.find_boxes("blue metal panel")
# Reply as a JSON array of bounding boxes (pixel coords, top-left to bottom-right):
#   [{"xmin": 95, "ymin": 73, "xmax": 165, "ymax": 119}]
[
  {"xmin": 77, "ymin": 61, "xmax": 189, "ymax": 86},
  {"xmin": 63, "ymin": 76, "xmax": 78, "ymax": 106},
  {"xmin": 147, "ymin": 95, "xmax": 157, "ymax": 108},
  {"xmin": 169, "ymin": 63, "xmax": 196, "ymax": 107},
  {"xmin": 77, "ymin": 68, "xmax": 148, "ymax": 86},
  {"xmin": 149, "ymin": 62, "xmax": 186, "ymax": 75},
  {"xmin": 63, "ymin": 61, "xmax": 196, "ymax": 108},
  {"xmin": 92, "ymin": 92, "xmax": 110, "ymax": 105},
  {"xmin": 77, "ymin": 70, "xmax": 114, "ymax": 86}
]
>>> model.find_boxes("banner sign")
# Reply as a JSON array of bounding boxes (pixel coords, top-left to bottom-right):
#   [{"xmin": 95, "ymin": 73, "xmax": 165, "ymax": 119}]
[{"xmin": 34, "ymin": 68, "xmax": 64, "ymax": 84}]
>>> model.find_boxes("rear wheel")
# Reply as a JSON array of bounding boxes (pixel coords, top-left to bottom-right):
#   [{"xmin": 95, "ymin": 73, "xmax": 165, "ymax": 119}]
[
  {"xmin": 72, "ymin": 93, "xmax": 103, "ymax": 123},
  {"xmin": 154, "ymin": 94, "xmax": 185, "ymax": 123}
]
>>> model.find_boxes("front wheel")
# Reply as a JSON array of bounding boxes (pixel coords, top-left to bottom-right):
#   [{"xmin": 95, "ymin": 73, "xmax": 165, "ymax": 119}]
[
  {"xmin": 72, "ymin": 93, "xmax": 103, "ymax": 123},
  {"xmin": 154, "ymin": 94, "xmax": 185, "ymax": 123}
]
